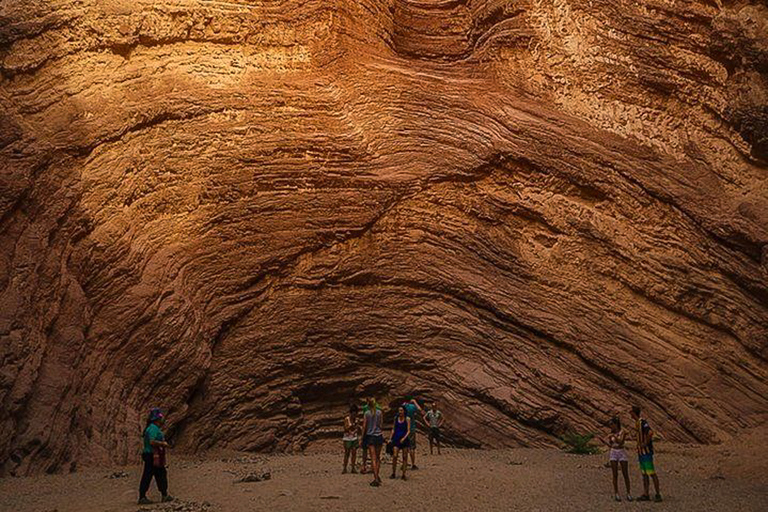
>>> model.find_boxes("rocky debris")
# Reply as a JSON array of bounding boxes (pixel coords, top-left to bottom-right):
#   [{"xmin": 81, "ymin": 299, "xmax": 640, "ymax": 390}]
[
  {"xmin": 235, "ymin": 471, "xmax": 272, "ymax": 484},
  {"xmin": 137, "ymin": 500, "xmax": 214, "ymax": 512},
  {"xmin": 221, "ymin": 455, "xmax": 267, "ymax": 465},
  {"xmin": 576, "ymin": 463, "xmax": 606, "ymax": 470},
  {"xmin": 0, "ymin": 0, "xmax": 767, "ymax": 476},
  {"xmin": 107, "ymin": 470, "xmax": 129, "ymax": 479}
]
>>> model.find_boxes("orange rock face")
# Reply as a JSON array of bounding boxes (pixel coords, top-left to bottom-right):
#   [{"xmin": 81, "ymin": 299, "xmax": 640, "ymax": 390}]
[{"xmin": 1, "ymin": 0, "xmax": 767, "ymax": 475}]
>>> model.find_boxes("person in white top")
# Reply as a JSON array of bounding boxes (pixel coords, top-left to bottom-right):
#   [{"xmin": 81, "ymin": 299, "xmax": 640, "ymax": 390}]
[
  {"xmin": 601, "ymin": 416, "xmax": 632, "ymax": 502},
  {"xmin": 423, "ymin": 401, "xmax": 444, "ymax": 455},
  {"xmin": 342, "ymin": 403, "xmax": 360, "ymax": 474},
  {"xmin": 361, "ymin": 397, "xmax": 385, "ymax": 487}
]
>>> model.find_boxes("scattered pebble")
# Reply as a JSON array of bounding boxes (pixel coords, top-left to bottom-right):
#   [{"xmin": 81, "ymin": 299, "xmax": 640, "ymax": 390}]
[
  {"xmin": 235, "ymin": 471, "xmax": 272, "ymax": 483},
  {"xmin": 136, "ymin": 499, "xmax": 213, "ymax": 512},
  {"xmin": 222, "ymin": 456, "xmax": 265, "ymax": 464}
]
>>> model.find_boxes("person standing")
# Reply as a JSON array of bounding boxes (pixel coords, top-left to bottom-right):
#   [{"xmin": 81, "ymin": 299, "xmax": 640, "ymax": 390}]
[
  {"xmin": 138, "ymin": 408, "xmax": 174, "ymax": 505},
  {"xmin": 403, "ymin": 398, "xmax": 422, "ymax": 469},
  {"xmin": 424, "ymin": 401, "xmax": 444, "ymax": 455},
  {"xmin": 360, "ymin": 399, "xmax": 376, "ymax": 474},
  {"xmin": 361, "ymin": 397, "xmax": 385, "ymax": 487},
  {"xmin": 342, "ymin": 403, "xmax": 360, "ymax": 474},
  {"xmin": 631, "ymin": 405, "xmax": 662, "ymax": 502},
  {"xmin": 389, "ymin": 405, "xmax": 411, "ymax": 480},
  {"xmin": 603, "ymin": 416, "xmax": 632, "ymax": 502}
]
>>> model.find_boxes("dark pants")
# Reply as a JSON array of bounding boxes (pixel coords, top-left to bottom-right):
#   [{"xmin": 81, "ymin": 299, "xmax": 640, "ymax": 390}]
[{"xmin": 139, "ymin": 452, "xmax": 168, "ymax": 498}]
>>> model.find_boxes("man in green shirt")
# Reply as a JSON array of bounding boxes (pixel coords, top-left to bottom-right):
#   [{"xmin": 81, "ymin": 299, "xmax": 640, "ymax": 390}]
[
  {"xmin": 138, "ymin": 408, "xmax": 173, "ymax": 505},
  {"xmin": 403, "ymin": 398, "xmax": 423, "ymax": 469}
]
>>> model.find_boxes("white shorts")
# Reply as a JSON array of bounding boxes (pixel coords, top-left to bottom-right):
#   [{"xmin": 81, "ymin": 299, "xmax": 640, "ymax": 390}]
[{"xmin": 609, "ymin": 448, "xmax": 629, "ymax": 462}]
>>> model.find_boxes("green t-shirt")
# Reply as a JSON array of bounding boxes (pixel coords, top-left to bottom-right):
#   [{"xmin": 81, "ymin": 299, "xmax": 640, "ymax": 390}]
[
  {"xmin": 143, "ymin": 423, "xmax": 164, "ymax": 454},
  {"xmin": 404, "ymin": 403, "xmax": 418, "ymax": 429}
]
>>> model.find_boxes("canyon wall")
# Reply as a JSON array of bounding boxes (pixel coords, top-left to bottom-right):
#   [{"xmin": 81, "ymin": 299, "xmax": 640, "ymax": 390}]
[{"xmin": 1, "ymin": 0, "xmax": 767, "ymax": 475}]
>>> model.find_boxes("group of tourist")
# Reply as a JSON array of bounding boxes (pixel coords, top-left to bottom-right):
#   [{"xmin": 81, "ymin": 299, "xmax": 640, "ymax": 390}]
[
  {"xmin": 136, "ymin": 401, "xmax": 662, "ymax": 504},
  {"xmin": 341, "ymin": 396, "xmax": 444, "ymax": 486}
]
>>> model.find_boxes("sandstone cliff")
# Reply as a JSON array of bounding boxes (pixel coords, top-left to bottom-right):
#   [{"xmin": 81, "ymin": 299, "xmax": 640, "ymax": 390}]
[{"xmin": 1, "ymin": 0, "xmax": 767, "ymax": 475}]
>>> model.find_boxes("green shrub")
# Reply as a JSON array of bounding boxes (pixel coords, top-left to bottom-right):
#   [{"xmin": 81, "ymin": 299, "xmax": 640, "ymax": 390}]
[{"xmin": 561, "ymin": 431, "xmax": 601, "ymax": 455}]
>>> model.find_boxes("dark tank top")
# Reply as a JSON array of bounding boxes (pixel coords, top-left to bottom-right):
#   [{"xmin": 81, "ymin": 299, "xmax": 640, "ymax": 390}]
[{"xmin": 394, "ymin": 416, "xmax": 408, "ymax": 439}]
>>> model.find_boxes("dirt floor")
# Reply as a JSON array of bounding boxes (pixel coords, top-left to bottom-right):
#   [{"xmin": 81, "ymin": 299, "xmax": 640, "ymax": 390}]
[{"xmin": 2, "ymin": 428, "xmax": 766, "ymax": 512}]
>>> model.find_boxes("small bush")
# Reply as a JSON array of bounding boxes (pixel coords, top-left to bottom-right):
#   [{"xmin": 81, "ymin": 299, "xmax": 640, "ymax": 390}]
[{"xmin": 561, "ymin": 431, "xmax": 601, "ymax": 455}]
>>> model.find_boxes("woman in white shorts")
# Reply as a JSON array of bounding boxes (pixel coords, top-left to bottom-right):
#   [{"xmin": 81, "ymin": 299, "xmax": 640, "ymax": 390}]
[{"xmin": 606, "ymin": 416, "xmax": 632, "ymax": 502}]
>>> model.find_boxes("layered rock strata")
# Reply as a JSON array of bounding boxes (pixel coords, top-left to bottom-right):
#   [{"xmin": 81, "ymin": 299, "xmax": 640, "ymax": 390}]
[{"xmin": 1, "ymin": 0, "xmax": 767, "ymax": 475}]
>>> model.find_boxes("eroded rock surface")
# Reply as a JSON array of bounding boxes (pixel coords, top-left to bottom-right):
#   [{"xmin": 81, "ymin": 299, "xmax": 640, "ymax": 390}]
[{"xmin": 1, "ymin": 0, "xmax": 767, "ymax": 475}]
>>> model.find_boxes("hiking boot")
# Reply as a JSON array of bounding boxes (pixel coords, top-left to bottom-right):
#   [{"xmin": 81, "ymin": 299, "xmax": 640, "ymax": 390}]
[
  {"xmin": 161, "ymin": 495, "xmax": 175, "ymax": 503},
  {"xmin": 654, "ymin": 494, "xmax": 663, "ymax": 502},
  {"xmin": 637, "ymin": 495, "xmax": 650, "ymax": 501},
  {"xmin": 138, "ymin": 497, "xmax": 152, "ymax": 505}
]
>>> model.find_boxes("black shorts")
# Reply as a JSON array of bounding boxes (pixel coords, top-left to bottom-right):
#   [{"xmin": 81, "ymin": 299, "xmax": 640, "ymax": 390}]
[
  {"xmin": 362, "ymin": 434, "xmax": 384, "ymax": 449},
  {"xmin": 429, "ymin": 427, "xmax": 441, "ymax": 442},
  {"xmin": 392, "ymin": 437, "xmax": 411, "ymax": 450}
]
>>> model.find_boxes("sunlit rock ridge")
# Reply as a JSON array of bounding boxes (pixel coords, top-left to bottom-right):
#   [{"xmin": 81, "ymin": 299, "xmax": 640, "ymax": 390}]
[{"xmin": 1, "ymin": 0, "xmax": 767, "ymax": 475}]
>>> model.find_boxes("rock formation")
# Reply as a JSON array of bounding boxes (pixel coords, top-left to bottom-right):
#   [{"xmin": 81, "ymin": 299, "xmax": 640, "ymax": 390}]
[{"xmin": 1, "ymin": 0, "xmax": 767, "ymax": 475}]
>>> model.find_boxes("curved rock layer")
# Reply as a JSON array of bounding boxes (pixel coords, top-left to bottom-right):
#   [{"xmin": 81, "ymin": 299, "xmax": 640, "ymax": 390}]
[{"xmin": 1, "ymin": 0, "xmax": 767, "ymax": 475}]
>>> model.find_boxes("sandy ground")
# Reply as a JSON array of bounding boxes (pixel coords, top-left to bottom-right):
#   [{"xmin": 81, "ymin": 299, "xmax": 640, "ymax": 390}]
[{"xmin": 2, "ymin": 428, "xmax": 766, "ymax": 512}]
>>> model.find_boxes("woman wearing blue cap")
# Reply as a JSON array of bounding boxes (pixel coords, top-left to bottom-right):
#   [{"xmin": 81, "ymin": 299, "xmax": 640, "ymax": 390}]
[{"xmin": 138, "ymin": 408, "xmax": 174, "ymax": 505}]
